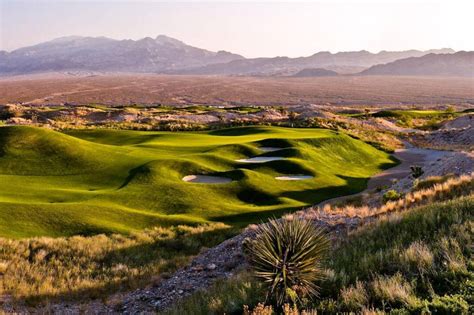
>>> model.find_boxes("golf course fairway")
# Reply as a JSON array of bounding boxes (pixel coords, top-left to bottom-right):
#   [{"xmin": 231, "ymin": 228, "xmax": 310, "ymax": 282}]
[{"xmin": 0, "ymin": 126, "xmax": 397, "ymax": 238}]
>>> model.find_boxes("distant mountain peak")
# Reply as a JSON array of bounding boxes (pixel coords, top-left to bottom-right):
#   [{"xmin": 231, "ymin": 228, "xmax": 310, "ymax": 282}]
[
  {"xmin": 360, "ymin": 51, "xmax": 473, "ymax": 76},
  {"xmin": 155, "ymin": 35, "xmax": 184, "ymax": 45},
  {"xmin": 50, "ymin": 35, "xmax": 85, "ymax": 43}
]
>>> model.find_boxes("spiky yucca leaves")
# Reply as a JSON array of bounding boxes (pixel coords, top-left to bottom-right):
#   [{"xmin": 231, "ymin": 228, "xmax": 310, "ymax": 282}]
[{"xmin": 243, "ymin": 218, "xmax": 330, "ymax": 306}]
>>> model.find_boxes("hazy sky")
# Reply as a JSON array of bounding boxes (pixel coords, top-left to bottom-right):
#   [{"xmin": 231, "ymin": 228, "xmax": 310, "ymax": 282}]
[{"xmin": 1, "ymin": 0, "xmax": 473, "ymax": 57}]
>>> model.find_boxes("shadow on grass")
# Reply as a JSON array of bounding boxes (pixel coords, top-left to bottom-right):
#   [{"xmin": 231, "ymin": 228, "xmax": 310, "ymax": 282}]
[
  {"xmin": 236, "ymin": 188, "xmax": 280, "ymax": 206},
  {"xmin": 281, "ymin": 175, "xmax": 369, "ymax": 204},
  {"xmin": 208, "ymin": 126, "xmax": 271, "ymax": 136},
  {"xmin": 117, "ymin": 162, "xmax": 152, "ymax": 189},
  {"xmin": 213, "ymin": 175, "xmax": 371, "ymax": 226},
  {"xmin": 212, "ymin": 205, "xmax": 303, "ymax": 228},
  {"xmin": 236, "ymin": 159, "xmax": 314, "ymax": 175}
]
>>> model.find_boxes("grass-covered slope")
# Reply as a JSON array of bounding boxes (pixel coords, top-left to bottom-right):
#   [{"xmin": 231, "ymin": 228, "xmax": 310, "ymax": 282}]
[
  {"xmin": 165, "ymin": 195, "xmax": 474, "ymax": 315},
  {"xmin": 0, "ymin": 126, "xmax": 396, "ymax": 238}
]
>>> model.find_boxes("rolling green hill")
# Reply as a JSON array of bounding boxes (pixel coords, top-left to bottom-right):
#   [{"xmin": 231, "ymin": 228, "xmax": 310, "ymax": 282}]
[{"xmin": 0, "ymin": 126, "xmax": 397, "ymax": 238}]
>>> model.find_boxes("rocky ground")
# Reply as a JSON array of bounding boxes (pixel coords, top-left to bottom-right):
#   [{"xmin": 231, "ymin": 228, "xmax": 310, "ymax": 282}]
[
  {"xmin": 409, "ymin": 114, "xmax": 474, "ymax": 151},
  {"xmin": 117, "ymin": 218, "xmax": 363, "ymax": 314}
]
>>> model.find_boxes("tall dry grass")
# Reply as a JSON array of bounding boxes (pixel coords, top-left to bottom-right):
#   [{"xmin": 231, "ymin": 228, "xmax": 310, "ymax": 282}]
[
  {"xmin": 299, "ymin": 172, "xmax": 473, "ymax": 220},
  {"xmin": 0, "ymin": 223, "xmax": 236, "ymax": 306}
]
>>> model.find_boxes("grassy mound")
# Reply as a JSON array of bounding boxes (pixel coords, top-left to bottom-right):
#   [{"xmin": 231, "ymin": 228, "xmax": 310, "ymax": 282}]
[{"xmin": 0, "ymin": 126, "xmax": 396, "ymax": 238}]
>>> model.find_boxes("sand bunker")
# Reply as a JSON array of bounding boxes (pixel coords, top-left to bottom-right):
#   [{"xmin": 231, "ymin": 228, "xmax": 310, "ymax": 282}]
[
  {"xmin": 275, "ymin": 175, "xmax": 313, "ymax": 180},
  {"xmin": 236, "ymin": 157, "xmax": 284, "ymax": 163},
  {"xmin": 182, "ymin": 175, "xmax": 232, "ymax": 183},
  {"xmin": 259, "ymin": 147, "xmax": 284, "ymax": 152}
]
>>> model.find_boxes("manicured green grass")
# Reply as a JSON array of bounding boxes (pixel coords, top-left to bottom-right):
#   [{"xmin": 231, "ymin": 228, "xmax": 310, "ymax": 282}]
[
  {"xmin": 0, "ymin": 125, "xmax": 396, "ymax": 238},
  {"xmin": 370, "ymin": 109, "xmax": 461, "ymax": 130}
]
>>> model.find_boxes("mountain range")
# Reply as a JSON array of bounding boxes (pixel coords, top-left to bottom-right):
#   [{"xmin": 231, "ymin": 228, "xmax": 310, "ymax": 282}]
[
  {"xmin": 0, "ymin": 35, "xmax": 471, "ymax": 77},
  {"xmin": 360, "ymin": 51, "xmax": 474, "ymax": 77},
  {"xmin": 0, "ymin": 35, "xmax": 244, "ymax": 74}
]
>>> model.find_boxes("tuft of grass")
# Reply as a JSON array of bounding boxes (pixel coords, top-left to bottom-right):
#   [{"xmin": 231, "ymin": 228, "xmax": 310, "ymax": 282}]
[
  {"xmin": 399, "ymin": 241, "xmax": 434, "ymax": 275},
  {"xmin": 370, "ymin": 273, "xmax": 415, "ymax": 307},
  {"xmin": 340, "ymin": 281, "xmax": 368, "ymax": 311},
  {"xmin": 413, "ymin": 173, "xmax": 455, "ymax": 191}
]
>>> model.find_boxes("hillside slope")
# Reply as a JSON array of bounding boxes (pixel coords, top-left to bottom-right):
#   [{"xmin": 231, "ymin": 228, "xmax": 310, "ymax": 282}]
[
  {"xmin": 360, "ymin": 51, "xmax": 474, "ymax": 76},
  {"xmin": 292, "ymin": 68, "xmax": 338, "ymax": 77}
]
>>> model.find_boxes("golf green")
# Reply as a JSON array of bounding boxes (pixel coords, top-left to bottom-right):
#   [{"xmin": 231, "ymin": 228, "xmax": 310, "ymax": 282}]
[{"xmin": 0, "ymin": 126, "xmax": 397, "ymax": 238}]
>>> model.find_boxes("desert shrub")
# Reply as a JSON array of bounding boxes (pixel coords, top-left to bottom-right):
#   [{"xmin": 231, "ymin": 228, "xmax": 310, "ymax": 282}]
[
  {"xmin": 243, "ymin": 218, "xmax": 330, "ymax": 306},
  {"xmin": 382, "ymin": 189, "xmax": 403, "ymax": 202},
  {"xmin": 410, "ymin": 165, "xmax": 424, "ymax": 179},
  {"xmin": 0, "ymin": 105, "xmax": 23, "ymax": 120},
  {"xmin": 428, "ymin": 295, "xmax": 469, "ymax": 315}
]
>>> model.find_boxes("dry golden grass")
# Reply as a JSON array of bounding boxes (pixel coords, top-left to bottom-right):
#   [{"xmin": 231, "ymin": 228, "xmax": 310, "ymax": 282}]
[
  {"xmin": 300, "ymin": 172, "xmax": 474, "ymax": 219},
  {"xmin": 0, "ymin": 223, "xmax": 235, "ymax": 306},
  {"xmin": 371, "ymin": 273, "xmax": 414, "ymax": 306},
  {"xmin": 244, "ymin": 303, "xmax": 318, "ymax": 315}
]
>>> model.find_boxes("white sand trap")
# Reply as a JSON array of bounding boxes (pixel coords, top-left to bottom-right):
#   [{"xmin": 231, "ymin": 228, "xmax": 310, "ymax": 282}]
[
  {"xmin": 275, "ymin": 175, "xmax": 313, "ymax": 180},
  {"xmin": 182, "ymin": 175, "xmax": 232, "ymax": 183},
  {"xmin": 236, "ymin": 157, "xmax": 284, "ymax": 163},
  {"xmin": 259, "ymin": 147, "xmax": 284, "ymax": 152}
]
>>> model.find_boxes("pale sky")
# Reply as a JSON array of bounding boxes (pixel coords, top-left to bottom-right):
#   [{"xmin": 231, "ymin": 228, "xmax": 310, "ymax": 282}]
[{"xmin": 1, "ymin": 0, "xmax": 473, "ymax": 57}]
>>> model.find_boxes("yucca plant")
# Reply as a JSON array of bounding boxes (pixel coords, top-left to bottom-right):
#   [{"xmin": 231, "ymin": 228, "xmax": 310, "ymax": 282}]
[
  {"xmin": 410, "ymin": 165, "xmax": 424, "ymax": 179},
  {"xmin": 243, "ymin": 217, "xmax": 330, "ymax": 307}
]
